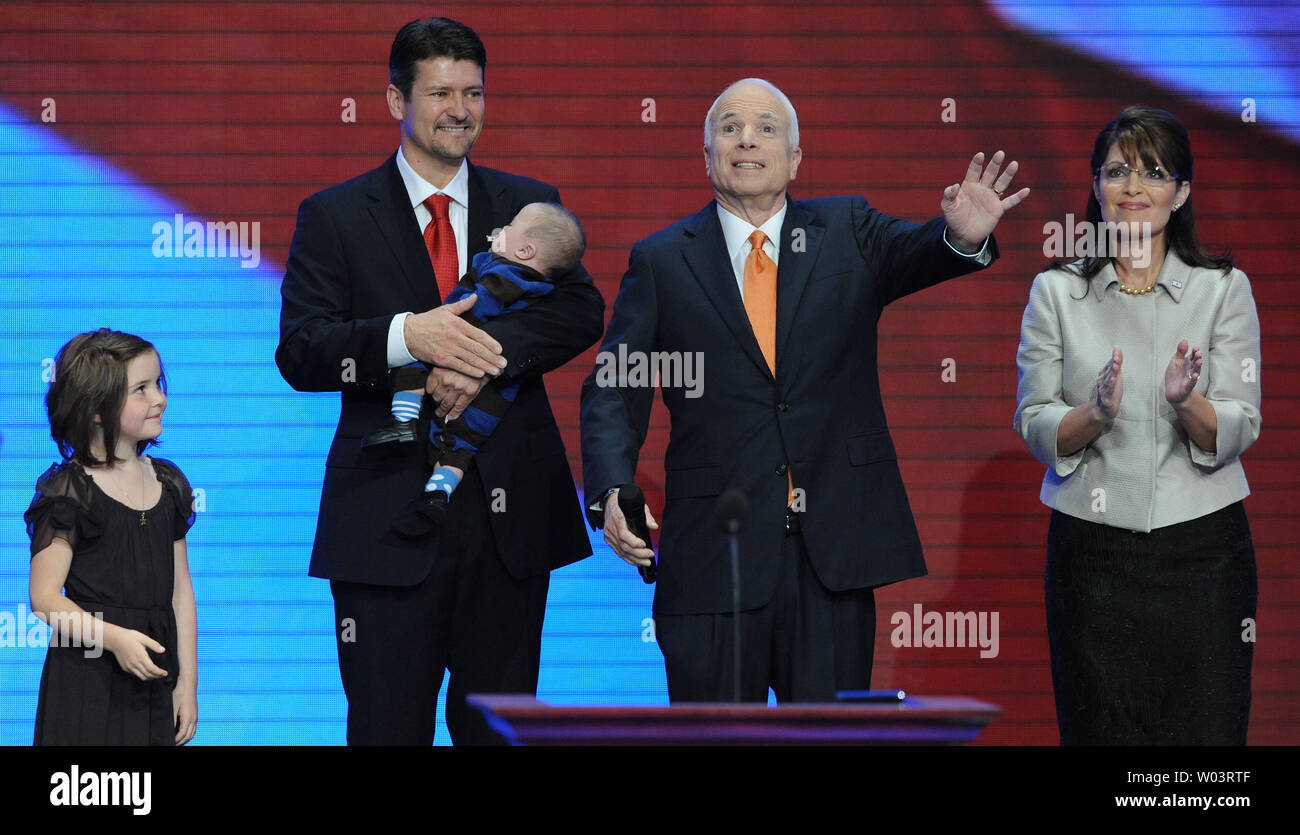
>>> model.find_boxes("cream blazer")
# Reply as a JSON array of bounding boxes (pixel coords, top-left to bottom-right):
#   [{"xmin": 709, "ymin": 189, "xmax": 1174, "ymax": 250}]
[{"xmin": 1014, "ymin": 252, "xmax": 1261, "ymax": 532}]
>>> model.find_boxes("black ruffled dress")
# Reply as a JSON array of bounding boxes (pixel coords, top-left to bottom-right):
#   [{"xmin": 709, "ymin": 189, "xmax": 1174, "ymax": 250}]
[{"xmin": 23, "ymin": 456, "xmax": 194, "ymax": 745}]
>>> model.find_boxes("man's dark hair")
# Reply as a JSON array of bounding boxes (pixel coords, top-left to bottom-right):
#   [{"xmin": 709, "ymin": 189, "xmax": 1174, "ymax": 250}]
[{"xmin": 390, "ymin": 17, "xmax": 487, "ymax": 101}]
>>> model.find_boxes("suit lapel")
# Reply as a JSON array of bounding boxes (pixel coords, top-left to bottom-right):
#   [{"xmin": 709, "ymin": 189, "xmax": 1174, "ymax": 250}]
[
  {"xmin": 681, "ymin": 203, "xmax": 774, "ymax": 381},
  {"xmin": 775, "ymin": 198, "xmax": 824, "ymax": 377},
  {"xmin": 366, "ymin": 154, "xmax": 441, "ymax": 309},
  {"xmin": 466, "ymin": 162, "xmax": 498, "ymax": 265}
]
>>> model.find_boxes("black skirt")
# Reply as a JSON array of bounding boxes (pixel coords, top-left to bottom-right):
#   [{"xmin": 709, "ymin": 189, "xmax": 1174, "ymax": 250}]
[{"xmin": 1045, "ymin": 502, "xmax": 1257, "ymax": 745}]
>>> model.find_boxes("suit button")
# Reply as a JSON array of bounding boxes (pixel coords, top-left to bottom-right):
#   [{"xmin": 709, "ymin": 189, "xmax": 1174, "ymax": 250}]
[
  {"xmin": 776, "ymin": 401, "xmax": 789, "ymax": 412},
  {"xmin": 775, "ymin": 464, "xmax": 788, "ymax": 476}
]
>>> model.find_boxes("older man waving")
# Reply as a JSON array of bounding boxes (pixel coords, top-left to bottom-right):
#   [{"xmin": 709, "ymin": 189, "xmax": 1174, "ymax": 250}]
[{"xmin": 581, "ymin": 78, "xmax": 1027, "ymax": 703}]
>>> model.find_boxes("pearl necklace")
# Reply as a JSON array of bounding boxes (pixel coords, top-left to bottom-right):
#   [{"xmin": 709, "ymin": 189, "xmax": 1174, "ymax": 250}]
[{"xmin": 1118, "ymin": 280, "xmax": 1156, "ymax": 295}]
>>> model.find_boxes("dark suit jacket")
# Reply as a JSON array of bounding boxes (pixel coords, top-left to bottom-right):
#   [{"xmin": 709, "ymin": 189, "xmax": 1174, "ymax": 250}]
[
  {"xmin": 580, "ymin": 196, "xmax": 996, "ymax": 615},
  {"xmin": 277, "ymin": 154, "xmax": 603, "ymax": 586}
]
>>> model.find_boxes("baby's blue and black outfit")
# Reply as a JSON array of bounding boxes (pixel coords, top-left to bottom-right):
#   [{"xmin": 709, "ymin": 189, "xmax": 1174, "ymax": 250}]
[{"xmin": 392, "ymin": 251, "xmax": 554, "ymax": 471}]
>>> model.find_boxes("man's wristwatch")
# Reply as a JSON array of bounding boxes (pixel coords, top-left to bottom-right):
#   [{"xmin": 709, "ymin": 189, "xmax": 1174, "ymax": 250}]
[{"xmin": 588, "ymin": 486, "xmax": 622, "ymax": 524}]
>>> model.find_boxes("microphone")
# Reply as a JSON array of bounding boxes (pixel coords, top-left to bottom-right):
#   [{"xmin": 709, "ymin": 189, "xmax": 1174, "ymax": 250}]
[
  {"xmin": 715, "ymin": 489, "xmax": 748, "ymax": 702},
  {"xmin": 714, "ymin": 489, "xmax": 749, "ymax": 534},
  {"xmin": 617, "ymin": 483, "xmax": 656, "ymax": 584}
]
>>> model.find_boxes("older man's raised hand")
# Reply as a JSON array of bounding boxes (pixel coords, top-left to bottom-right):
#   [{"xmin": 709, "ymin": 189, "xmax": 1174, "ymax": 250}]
[{"xmin": 941, "ymin": 150, "xmax": 1030, "ymax": 253}]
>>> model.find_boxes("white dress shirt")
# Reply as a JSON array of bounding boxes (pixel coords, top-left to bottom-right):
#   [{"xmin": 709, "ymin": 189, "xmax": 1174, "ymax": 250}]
[
  {"xmin": 386, "ymin": 149, "xmax": 471, "ymax": 368},
  {"xmin": 716, "ymin": 203, "xmax": 787, "ymax": 297}
]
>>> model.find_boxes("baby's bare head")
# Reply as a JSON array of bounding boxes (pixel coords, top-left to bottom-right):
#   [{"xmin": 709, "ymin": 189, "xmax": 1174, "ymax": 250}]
[{"xmin": 491, "ymin": 202, "xmax": 586, "ymax": 276}]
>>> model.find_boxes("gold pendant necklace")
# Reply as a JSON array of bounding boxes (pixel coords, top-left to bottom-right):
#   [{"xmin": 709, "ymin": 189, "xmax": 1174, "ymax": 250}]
[
  {"xmin": 97, "ymin": 455, "xmax": 148, "ymax": 524},
  {"xmin": 133, "ymin": 455, "xmax": 147, "ymax": 526}
]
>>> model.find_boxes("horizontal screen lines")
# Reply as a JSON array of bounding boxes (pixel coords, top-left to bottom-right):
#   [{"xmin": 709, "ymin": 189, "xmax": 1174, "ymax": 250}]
[
  {"xmin": 4, "ymin": 150, "xmax": 1294, "ymax": 159},
  {"xmin": 7, "ymin": 90, "xmax": 1300, "ymax": 99},
  {"xmin": 8, "ymin": 119, "xmax": 1300, "ymax": 130},
  {"xmin": 4, "ymin": 28, "xmax": 1300, "ymax": 39},
  {"xmin": 10, "ymin": 0, "xmax": 1299, "ymax": 6},
  {"xmin": 6, "ymin": 58, "xmax": 1299, "ymax": 68}
]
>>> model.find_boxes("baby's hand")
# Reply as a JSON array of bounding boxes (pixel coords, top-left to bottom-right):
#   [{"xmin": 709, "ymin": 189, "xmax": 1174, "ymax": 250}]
[{"xmin": 107, "ymin": 628, "xmax": 168, "ymax": 681}]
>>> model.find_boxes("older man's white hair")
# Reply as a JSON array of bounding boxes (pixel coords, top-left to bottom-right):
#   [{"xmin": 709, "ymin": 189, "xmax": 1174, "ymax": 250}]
[{"xmin": 703, "ymin": 78, "xmax": 800, "ymax": 152}]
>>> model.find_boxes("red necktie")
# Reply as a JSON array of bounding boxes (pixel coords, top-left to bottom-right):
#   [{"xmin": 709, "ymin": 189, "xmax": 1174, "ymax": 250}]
[{"xmin": 423, "ymin": 193, "xmax": 459, "ymax": 300}]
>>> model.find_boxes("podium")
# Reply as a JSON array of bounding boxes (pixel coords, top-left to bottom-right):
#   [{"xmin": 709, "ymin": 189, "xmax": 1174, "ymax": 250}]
[{"xmin": 468, "ymin": 694, "xmax": 1000, "ymax": 745}]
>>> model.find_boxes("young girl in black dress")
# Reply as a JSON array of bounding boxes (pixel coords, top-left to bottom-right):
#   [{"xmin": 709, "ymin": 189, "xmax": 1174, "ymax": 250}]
[{"xmin": 25, "ymin": 329, "xmax": 198, "ymax": 745}]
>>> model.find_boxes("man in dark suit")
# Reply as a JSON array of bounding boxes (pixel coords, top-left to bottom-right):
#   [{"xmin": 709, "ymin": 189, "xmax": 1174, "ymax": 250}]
[
  {"xmin": 580, "ymin": 78, "xmax": 1027, "ymax": 702},
  {"xmin": 276, "ymin": 18, "xmax": 603, "ymax": 744}
]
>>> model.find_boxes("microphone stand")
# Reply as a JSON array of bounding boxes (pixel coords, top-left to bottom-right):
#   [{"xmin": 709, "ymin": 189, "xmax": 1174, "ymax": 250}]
[
  {"xmin": 727, "ymin": 519, "xmax": 741, "ymax": 704},
  {"xmin": 715, "ymin": 489, "xmax": 748, "ymax": 704}
]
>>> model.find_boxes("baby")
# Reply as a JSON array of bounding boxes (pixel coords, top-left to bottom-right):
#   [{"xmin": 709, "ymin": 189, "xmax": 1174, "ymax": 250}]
[{"xmin": 362, "ymin": 201, "xmax": 586, "ymax": 536}]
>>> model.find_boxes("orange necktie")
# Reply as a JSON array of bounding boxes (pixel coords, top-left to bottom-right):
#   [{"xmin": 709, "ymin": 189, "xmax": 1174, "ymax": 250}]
[
  {"xmin": 423, "ymin": 193, "xmax": 459, "ymax": 300},
  {"xmin": 743, "ymin": 230, "xmax": 777, "ymax": 373},
  {"xmin": 742, "ymin": 230, "xmax": 794, "ymax": 506}
]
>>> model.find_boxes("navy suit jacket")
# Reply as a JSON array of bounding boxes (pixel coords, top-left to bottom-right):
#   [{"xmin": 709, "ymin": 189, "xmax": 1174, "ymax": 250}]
[
  {"xmin": 277, "ymin": 155, "xmax": 603, "ymax": 586},
  {"xmin": 580, "ymin": 196, "xmax": 996, "ymax": 615}
]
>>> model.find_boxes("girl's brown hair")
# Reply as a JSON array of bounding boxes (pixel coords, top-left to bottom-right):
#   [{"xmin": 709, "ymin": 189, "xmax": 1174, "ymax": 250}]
[{"xmin": 47, "ymin": 328, "xmax": 165, "ymax": 466}]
